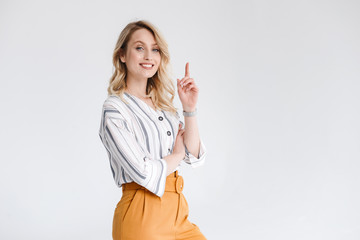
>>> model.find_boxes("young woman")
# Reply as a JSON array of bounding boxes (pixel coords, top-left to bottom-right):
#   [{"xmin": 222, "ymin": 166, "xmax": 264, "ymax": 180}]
[{"xmin": 98, "ymin": 19, "xmax": 207, "ymax": 240}]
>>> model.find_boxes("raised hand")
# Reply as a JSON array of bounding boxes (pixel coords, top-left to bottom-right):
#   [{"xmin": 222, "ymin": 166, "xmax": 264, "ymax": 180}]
[{"xmin": 177, "ymin": 62, "xmax": 199, "ymax": 112}]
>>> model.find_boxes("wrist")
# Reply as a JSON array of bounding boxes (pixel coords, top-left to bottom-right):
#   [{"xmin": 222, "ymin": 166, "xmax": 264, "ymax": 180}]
[
  {"xmin": 183, "ymin": 107, "xmax": 197, "ymax": 117},
  {"xmin": 183, "ymin": 106, "xmax": 196, "ymax": 112}
]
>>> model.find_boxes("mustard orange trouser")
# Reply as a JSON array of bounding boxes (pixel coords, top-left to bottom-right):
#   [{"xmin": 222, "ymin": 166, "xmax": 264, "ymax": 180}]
[{"xmin": 112, "ymin": 170, "xmax": 207, "ymax": 240}]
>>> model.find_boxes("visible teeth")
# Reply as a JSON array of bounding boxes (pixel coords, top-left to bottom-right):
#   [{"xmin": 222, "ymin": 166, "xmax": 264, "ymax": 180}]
[{"xmin": 141, "ymin": 64, "xmax": 152, "ymax": 67}]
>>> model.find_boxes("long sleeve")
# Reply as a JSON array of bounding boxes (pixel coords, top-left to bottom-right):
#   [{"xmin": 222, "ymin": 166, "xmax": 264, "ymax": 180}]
[
  {"xmin": 100, "ymin": 105, "xmax": 168, "ymax": 198},
  {"xmin": 183, "ymin": 139, "xmax": 207, "ymax": 168},
  {"xmin": 177, "ymin": 112, "xmax": 207, "ymax": 168}
]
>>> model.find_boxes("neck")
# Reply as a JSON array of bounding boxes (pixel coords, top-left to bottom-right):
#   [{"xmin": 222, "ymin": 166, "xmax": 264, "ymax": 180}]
[{"xmin": 125, "ymin": 75, "xmax": 149, "ymax": 98}]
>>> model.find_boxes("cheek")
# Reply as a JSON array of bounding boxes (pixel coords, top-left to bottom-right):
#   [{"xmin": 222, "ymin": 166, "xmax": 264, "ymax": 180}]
[
  {"xmin": 129, "ymin": 51, "xmax": 141, "ymax": 62},
  {"xmin": 155, "ymin": 55, "xmax": 161, "ymax": 66}
]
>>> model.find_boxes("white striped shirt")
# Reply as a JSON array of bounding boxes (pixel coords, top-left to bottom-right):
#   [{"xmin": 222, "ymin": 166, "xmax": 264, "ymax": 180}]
[{"xmin": 98, "ymin": 92, "xmax": 207, "ymax": 197}]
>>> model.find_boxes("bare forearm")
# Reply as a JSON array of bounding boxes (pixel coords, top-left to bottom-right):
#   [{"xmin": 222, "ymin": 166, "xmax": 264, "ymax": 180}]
[
  {"xmin": 163, "ymin": 153, "xmax": 183, "ymax": 176},
  {"xmin": 183, "ymin": 109, "xmax": 201, "ymax": 158}
]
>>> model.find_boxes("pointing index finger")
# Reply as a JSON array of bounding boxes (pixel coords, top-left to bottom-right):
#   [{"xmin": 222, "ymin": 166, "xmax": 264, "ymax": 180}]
[{"xmin": 185, "ymin": 62, "xmax": 190, "ymax": 78}]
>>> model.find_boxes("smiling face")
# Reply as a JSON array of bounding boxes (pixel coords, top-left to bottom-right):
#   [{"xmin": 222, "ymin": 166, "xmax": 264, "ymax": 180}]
[{"xmin": 120, "ymin": 28, "xmax": 161, "ymax": 82}]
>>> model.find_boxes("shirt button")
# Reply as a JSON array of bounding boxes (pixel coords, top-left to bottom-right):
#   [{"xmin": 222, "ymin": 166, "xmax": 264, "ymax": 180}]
[
  {"xmin": 167, "ymin": 131, "xmax": 171, "ymax": 136},
  {"xmin": 158, "ymin": 116, "xmax": 163, "ymax": 121}
]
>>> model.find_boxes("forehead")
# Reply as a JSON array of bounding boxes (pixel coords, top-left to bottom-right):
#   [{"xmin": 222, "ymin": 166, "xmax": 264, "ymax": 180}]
[{"xmin": 129, "ymin": 28, "xmax": 158, "ymax": 46}]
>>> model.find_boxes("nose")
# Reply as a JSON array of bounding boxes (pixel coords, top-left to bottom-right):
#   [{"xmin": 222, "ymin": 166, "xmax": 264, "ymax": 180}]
[{"xmin": 144, "ymin": 49, "xmax": 153, "ymax": 60}]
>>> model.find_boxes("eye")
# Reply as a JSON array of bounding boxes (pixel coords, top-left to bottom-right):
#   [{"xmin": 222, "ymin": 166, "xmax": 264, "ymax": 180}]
[
  {"xmin": 136, "ymin": 46, "xmax": 143, "ymax": 51},
  {"xmin": 153, "ymin": 48, "xmax": 160, "ymax": 52}
]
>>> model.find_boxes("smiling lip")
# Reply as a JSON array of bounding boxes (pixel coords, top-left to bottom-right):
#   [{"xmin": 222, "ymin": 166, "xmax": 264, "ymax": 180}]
[{"xmin": 140, "ymin": 63, "xmax": 154, "ymax": 69}]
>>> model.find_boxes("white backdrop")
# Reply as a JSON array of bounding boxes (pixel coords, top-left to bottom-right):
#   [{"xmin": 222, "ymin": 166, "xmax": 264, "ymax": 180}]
[{"xmin": 1, "ymin": 0, "xmax": 359, "ymax": 239}]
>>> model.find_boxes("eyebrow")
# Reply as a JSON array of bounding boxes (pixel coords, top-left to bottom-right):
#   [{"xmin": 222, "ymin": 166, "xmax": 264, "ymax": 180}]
[{"xmin": 133, "ymin": 40, "xmax": 158, "ymax": 46}]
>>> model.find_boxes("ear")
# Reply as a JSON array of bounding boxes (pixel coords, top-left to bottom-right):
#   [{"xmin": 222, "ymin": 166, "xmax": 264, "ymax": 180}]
[{"xmin": 119, "ymin": 48, "xmax": 126, "ymax": 63}]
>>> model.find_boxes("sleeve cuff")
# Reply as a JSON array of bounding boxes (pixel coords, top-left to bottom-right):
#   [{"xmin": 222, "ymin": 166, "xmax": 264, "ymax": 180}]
[
  {"xmin": 143, "ymin": 157, "xmax": 168, "ymax": 198},
  {"xmin": 183, "ymin": 138, "xmax": 207, "ymax": 168}
]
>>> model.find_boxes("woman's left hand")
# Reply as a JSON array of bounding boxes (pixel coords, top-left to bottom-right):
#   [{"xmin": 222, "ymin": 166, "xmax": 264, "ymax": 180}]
[{"xmin": 177, "ymin": 62, "xmax": 199, "ymax": 112}]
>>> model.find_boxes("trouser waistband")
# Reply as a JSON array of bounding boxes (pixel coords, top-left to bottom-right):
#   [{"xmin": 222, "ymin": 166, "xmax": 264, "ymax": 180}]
[{"xmin": 122, "ymin": 170, "xmax": 184, "ymax": 194}]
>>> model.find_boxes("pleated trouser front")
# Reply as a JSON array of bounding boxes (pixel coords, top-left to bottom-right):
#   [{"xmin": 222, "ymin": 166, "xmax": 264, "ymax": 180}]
[{"xmin": 112, "ymin": 170, "xmax": 206, "ymax": 240}]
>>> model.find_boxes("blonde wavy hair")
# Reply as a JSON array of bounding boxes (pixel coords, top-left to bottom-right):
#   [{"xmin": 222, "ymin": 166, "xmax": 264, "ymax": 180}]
[{"xmin": 107, "ymin": 19, "xmax": 178, "ymax": 115}]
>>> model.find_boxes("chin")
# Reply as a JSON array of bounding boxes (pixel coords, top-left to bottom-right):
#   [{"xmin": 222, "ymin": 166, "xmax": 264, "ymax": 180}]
[{"xmin": 146, "ymin": 72, "xmax": 157, "ymax": 78}]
